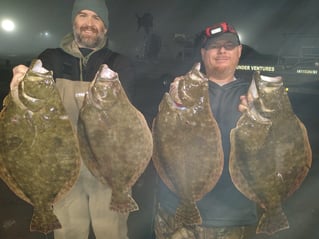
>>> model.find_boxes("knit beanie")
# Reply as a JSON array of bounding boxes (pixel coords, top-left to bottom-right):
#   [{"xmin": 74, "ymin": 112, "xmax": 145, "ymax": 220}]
[{"xmin": 72, "ymin": 0, "xmax": 109, "ymax": 27}]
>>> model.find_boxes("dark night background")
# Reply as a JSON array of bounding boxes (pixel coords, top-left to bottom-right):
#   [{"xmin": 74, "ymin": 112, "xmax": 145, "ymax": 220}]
[
  {"xmin": 1, "ymin": 0, "xmax": 319, "ymax": 62},
  {"xmin": 0, "ymin": 0, "xmax": 318, "ymax": 239}
]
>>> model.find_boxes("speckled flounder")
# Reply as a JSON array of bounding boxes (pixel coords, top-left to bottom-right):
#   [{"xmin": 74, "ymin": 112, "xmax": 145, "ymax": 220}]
[
  {"xmin": 229, "ymin": 71, "xmax": 312, "ymax": 235},
  {"xmin": 152, "ymin": 63, "xmax": 224, "ymax": 225},
  {"xmin": 0, "ymin": 59, "xmax": 81, "ymax": 234},
  {"xmin": 77, "ymin": 64, "xmax": 153, "ymax": 213}
]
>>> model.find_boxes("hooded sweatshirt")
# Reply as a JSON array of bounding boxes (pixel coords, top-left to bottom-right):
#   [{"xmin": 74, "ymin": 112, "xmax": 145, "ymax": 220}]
[
  {"xmin": 157, "ymin": 77, "xmax": 258, "ymax": 227},
  {"xmin": 38, "ymin": 33, "xmax": 135, "ymax": 101}
]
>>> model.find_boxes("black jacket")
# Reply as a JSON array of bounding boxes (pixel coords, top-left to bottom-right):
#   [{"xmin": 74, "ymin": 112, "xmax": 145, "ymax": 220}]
[{"xmin": 37, "ymin": 33, "xmax": 135, "ymax": 101}]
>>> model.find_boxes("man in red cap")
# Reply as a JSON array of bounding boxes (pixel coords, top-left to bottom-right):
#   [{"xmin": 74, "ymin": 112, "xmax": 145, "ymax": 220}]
[{"xmin": 154, "ymin": 22, "xmax": 258, "ymax": 239}]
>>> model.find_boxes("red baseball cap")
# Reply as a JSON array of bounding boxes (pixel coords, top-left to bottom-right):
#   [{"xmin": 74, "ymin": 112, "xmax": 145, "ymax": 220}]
[{"xmin": 202, "ymin": 22, "xmax": 240, "ymax": 48}]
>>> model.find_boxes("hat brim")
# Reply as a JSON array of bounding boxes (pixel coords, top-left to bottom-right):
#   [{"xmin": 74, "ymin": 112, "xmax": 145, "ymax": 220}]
[{"xmin": 203, "ymin": 33, "xmax": 240, "ymax": 48}]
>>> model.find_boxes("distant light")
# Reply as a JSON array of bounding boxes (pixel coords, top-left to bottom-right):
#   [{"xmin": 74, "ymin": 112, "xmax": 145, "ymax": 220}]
[
  {"xmin": 1, "ymin": 19, "xmax": 15, "ymax": 32},
  {"xmin": 40, "ymin": 31, "xmax": 51, "ymax": 38},
  {"xmin": 237, "ymin": 32, "xmax": 244, "ymax": 44}
]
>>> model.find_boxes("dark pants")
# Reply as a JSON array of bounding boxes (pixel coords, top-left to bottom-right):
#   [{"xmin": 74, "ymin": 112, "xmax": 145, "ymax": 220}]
[{"xmin": 154, "ymin": 207, "xmax": 256, "ymax": 239}]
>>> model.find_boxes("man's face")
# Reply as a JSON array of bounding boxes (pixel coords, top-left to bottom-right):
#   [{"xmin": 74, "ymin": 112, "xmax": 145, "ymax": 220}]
[
  {"xmin": 73, "ymin": 10, "xmax": 107, "ymax": 49},
  {"xmin": 201, "ymin": 39, "xmax": 242, "ymax": 79}
]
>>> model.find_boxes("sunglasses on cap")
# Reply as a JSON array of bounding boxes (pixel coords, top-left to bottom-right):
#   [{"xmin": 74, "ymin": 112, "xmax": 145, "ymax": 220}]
[{"xmin": 205, "ymin": 22, "xmax": 238, "ymax": 38}]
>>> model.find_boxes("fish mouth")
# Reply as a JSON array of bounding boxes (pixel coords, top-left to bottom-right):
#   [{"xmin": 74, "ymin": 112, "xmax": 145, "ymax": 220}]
[
  {"xmin": 99, "ymin": 64, "xmax": 118, "ymax": 79},
  {"xmin": 166, "ymin": 93, "xmax": 187, "ymax": 110},
  {"xmin": 87, "ymin": 64, "xmax": 119, "ymax": 108},
  {"xmin": 9, "ymin": 60, "xmax": 52, "ymax": 111},
  {"xmin": 246, "ymin": 81, "xmax": 270, "ymax": 123},
  {"xmin": 17, "ymin": 60, "xmax": 55, "ymax": 108},
  {"xmin": 259, "ymin": 74, "xmax": 283, "ymax": 84},
  {"xmin": 21, "ymin": 74, "xmax": 55, "ymax": 101},
  {"xmin": 247, "ymin": 72, "xmax": 283, "ymax": 124},
  {"xmin": 30, "ymin": 59, "xmax": 50, "ymax": 74},
  {"xmin": 167, "ymin": 62, "xmax": 207, "ymax": 108},
  {"xmin": 254, "ymin": 72, "xmax": 283, "ymax": 115}
]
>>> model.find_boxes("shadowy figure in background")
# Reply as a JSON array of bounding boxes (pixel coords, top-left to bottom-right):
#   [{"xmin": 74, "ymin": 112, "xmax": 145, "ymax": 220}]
[
  {"xmin": 136, "ymin": 12, "xmax": 154, "ymax": 34},
  {"xmin": 136, "ymin": 12, "xmax": 161, "ymax": 61}
]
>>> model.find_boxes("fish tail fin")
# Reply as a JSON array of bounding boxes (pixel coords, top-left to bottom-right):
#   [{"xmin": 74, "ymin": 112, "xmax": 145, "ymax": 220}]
[
  {"xmin": 110, "ymin": 193, "xmax": 139, "ymax": 213},
  {"xmin": 30, "ymin": 207, "xmax": 61, "ymax": 234},
  {"xmin": 175, "ymin": 201, "xmax": 202, "ymax": 225},
  {"xmin": 256, "ymin": 207, "xmax": 289, "ymax": 235}
]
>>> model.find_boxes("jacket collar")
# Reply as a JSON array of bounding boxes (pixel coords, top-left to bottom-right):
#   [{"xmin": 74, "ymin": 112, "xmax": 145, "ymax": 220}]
[{"xmin": 59, "ymin": 32, "xmax": 107, "ymax": 59}]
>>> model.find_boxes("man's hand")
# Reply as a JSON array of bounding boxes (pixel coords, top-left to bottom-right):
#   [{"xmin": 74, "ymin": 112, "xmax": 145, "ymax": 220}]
[
  {"xmin": 238, "ymin": 95, "xmax": 248, "ymax": 112},
  {"xmin": 10, "ymin": 65, "xmax": 28, "ymax": 90}
]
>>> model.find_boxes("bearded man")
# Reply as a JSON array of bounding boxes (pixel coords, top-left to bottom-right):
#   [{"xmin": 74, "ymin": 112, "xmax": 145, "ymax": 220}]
[{"xmin": 10, "ymin": 0, "xmax": 135, "ymax": 238}]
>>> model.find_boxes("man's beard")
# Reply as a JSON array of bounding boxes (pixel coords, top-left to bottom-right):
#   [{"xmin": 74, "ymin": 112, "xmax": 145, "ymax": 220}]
[{"xmin": 74, "ymin": 25, "xmax": 105, "ymax": 49}]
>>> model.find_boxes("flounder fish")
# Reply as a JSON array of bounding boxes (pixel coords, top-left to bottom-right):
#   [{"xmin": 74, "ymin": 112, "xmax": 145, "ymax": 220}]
[
  {"xmin": 77, "ymin": 64, "xmax": 153, "ymax": 213},
  {"xmin": 0, "ymin": 59, "xmax": 81, "ymax": 234},
  {"xmin": 229, "ymin": 71, "xmax": 312, "ymax": 235},
  {"xmin": 152, "ymin": 63, "xmax": 224, "ymax": 225}
]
